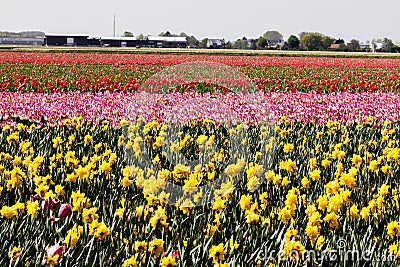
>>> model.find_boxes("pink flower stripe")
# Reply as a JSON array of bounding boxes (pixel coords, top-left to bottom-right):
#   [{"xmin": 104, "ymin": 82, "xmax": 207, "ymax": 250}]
[
  {"xmin": 2, "ymin": 52, "xmax": 400, "ymax": 68},
  {"xmin": 0, "ymin": 92, "xmax": 399, "ymax": 126}
]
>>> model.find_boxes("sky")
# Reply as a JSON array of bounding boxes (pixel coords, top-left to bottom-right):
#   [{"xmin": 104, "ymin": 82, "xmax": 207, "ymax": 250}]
[{"xmin": 1, "ymin": 0, "xmax": 399, "ymax": 42}]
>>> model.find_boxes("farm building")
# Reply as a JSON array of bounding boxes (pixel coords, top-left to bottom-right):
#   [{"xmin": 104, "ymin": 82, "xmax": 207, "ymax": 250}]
[
  {"xmin": 329, "ymin": 39, "xmax": 346, "ymax": 50},
  {"xmin": 207, "ymin": 39, "xmax": 226, "ymax": 49},
  {"xmin": 44, "ymin": 33, "xmax": 90, "ymax": 46},
  {"xmin": 99, "ymin": 37, "xmax": 137, "ymax": 47},
  {"xmin": 0, "ymin": 37, "xmax": 44, "ymax": 46},
  {"xmin": 88, "ymin": 37, "xmax": 101, "ymax": 47},
  {"xmin": 43, "ymin": 33, "xmax": 187, "ymax": 48},
  {"xmin": 267, "ymin": 39, "xmax": 288, "ymax": 49},
  {"xmin": 359, "ymin": 43, "xmax": 372, "ymax": 51},
  {"xmin": 146, "ymin": 36, "xmax": 187, "ymax": 48}
]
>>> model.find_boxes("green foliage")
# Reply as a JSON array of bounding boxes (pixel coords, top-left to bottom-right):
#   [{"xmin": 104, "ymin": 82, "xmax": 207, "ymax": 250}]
[
  {"xmin": 200, "ymin": 38, "xmax": 208, "ymax": 49},
  {"xmin": 122, "ymin": 31, "xmax": 134, "ymax": 37},
  {"xmin": 347, "ymin": 39, "xmax": 361, "ymax": 52},
  {"xmin": 256, "ymin": 37, "xmax": 268, "ymax": 49},
  {"xmin": 287, "ymin": 35, "xmax": 300, "ymax": 50},
  {"xmin": 322, "ymin": 35, "xmax": 335, "ymax": 50},
  {"xmin": 263, "ymin": 30, "xmax": 283, "ymax": 42},
  {"xmin": 233, "ymin": 38, "xmax": 249, "ymax": 50},
  {"xmin": 382, "ymin": 38, "xmax": 396, "ymax": 53},
  {"xmin": 0, "ymin": 31, "xmax": 44, "ymax": 38},
  {"xmin": 300, "ymin": 32, "xmax": 334, "ymax": 51},
  {"xmin": 135, "ymin": 33, "xmax": 145, "ymax": 40},
  {"xmin": 186, "ymin": 36, "xmax": 199, "ymax": 48}
]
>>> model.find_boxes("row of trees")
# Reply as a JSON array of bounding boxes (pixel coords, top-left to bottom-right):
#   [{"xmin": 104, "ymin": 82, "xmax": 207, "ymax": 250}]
[
  {"xmin": 123, "ymin": 30, "xmax": 290, "ymax": 49},
  {"xmin": 1, "ymin": 30, "xmax": 397, "ymax": 52},
  {"xmin": 372, "ymin": 38, "xmax": 400, "ymax": 53},
  {"xmin": 0, "ymin": 31, "xmax": 45, "ymax": 38},
  {"xmin": 122, "ymin": 30, "xmax": 399, "ymax": 52}
]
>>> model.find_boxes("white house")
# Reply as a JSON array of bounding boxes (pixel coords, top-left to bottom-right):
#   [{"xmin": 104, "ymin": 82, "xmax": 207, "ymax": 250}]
[{"xmin": 207, "ymin": 39, "xmax": 225, "ymax": 49}]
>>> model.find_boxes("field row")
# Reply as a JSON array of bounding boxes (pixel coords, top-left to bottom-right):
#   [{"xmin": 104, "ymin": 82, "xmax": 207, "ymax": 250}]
[
  {"xmin": 0, "ymin": 52, "xmax": 400, "ymax": 93},
  {"xmin": 4, "ymin": 52, "xmax": 400, "ymax": 67},
  {"xmin": 1, "ymin": 118, "xmax": 400, "ymax": 266},
  {"xmin": 1, "ymin": 92, "xmax": 400, "ymax": 127},
  {"xmin": 2, "ymin": 52, "xmax": 400, "ymax": 266}
]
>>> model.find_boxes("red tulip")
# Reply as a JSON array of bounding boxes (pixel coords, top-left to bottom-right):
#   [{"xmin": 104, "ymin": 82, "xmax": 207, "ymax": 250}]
[{"xmin": 172, "ymin": 250, "xmax": 179, "ymax": 258}]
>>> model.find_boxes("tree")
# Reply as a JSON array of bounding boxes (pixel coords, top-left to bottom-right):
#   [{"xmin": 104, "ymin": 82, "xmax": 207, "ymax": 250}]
[
  {"xmin": 0, "ymin": 31, "xmax": 44, "ymax": 38},
  {"xmin": 347, "ymin": 39, "xmax": 360, "ymax": 52},
  {"xmin": 321, "ymin": 35, "xmax": 335, "ymax": 50},
  {"xmin": 300, "ymin": 32, "xmax": 334, "ymax": 51},
  {"xmin": 159, "ymin": 31, "xmax": 172, "ymax": 37},
  {"xmin": 287, "ymin": 35, "xmax": 300, "ymax": 50},
  {"xmin": 200, "ymin": 38, "xmax": 208, "ymax": 48},
  {"xmin": 263, "ymin": 30, "xmax": 283, "ymax": 42},
  {"xmin": 233, "ymin": 38, "xmax": 249, "ymax": 49},
  {"xmin": 225, "ymin": 41, "xmax": 233, "ymax": 49},
  {"xmin": 248, "ymin": 39, "xmax": 257, "ymax": 50},
  {"xmin": 122, "ymin": 31, "xmax": 134, "ymax": 37},
  {"xmin": 135, "ymin": 33, "xmax": 145, "ymax": 40},
  {"xmin": 179, "ymin": 32, "xmax": 187, "ymax": 37},
  {"xmin": 186, "ymin": 35, "xmax": 199, "ymax": 47},
  {"xmin": 300, "ymin": 32, "xmax": 323, "ymax": 50},
  {"xmin": 298, "ymin": 32, "xmax": 308, "ymax": 39},
  {"xmin": 256, "ymin": 37, "xmax": 268, "ymax": 49},
  {"xmin": 382, "ymin": 38, "xmax": 395, "ymax": 52},
  {"xmin": 371, "ymin": 38, "xmax": 383, "ymax": 52}
]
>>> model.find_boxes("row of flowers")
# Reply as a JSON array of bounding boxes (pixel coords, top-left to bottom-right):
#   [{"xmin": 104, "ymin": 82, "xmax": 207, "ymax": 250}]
[
  {"xmin": 2, "ymin": 52, "xmax": 400, "ymax": 67},
  {"xmin": 1, "ymin": 118, "xmax": 400, "ymax": 266},
  {"xmin": 1, "ymin": 92, "xmax": 400, "ymax": 127},
  {"xmin": 0, "ymin": 52, "xmax": 399, "ymax": 93}
]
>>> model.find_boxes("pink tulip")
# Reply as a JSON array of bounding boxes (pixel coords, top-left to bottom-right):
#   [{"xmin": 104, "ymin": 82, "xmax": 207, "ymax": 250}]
[
  {"xmin": 49, "ymin": 215, "xmax": 59, "ymax": 222},
  {"xmin": 46, "ymin": 245, "xmax": 66, "ymax": 258},
  {"xmin": 1, "ymin": 91, "xmax": 400, "ymax": 126},
  {"xmin": 58, "ymin": 204, "xmax": 72, "ymax": 220},
  {"xmin": 30, "ymin": 194, "xmax": 40, "ymax": 202}
]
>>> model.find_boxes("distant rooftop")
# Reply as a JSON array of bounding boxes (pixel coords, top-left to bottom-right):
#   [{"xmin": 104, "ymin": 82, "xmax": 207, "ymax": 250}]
[
  {"xmin": 100, "ymin": 37, "xmax": 137, "ymax": 41},
  {"xmin": 147, "ymin": 36, "xmax": 187, "ymax": 42},
  {"xmin": 45, "ymin": 33, "xmax": 89, "ymax": 37}
]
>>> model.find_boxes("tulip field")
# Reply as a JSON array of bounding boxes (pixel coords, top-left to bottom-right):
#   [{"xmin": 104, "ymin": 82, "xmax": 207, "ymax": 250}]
[{"xmin": 1, "ymin": 51, "xmax": 400, "ymax": 267}]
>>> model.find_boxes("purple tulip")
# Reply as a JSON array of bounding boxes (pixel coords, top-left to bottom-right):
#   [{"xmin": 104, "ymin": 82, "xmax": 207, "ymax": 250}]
[
  {"xmin": 58, "ymin": 204, "xmax": 72, "ymax": 220},
  {"xmin": 42, "ymin": 198, "xmax": 61, "ymax": 213}
]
